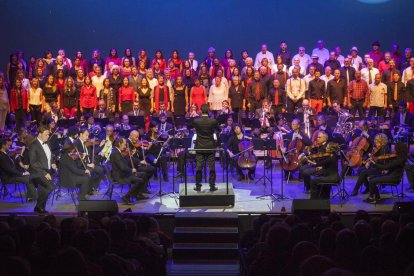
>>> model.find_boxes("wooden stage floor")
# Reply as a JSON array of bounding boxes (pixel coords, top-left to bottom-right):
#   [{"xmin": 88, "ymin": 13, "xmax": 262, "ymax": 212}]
[{"xmin": 0, "ymin": 160, "xmax": 413, "ymax": 216}]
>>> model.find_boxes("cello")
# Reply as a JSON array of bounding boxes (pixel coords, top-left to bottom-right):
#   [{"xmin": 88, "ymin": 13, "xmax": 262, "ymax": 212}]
[
  {"xmin": 236, "ymin": 128, "xmax": 256, "ymax": 169},
  {"xmin": 282, "ymin": 132, "xmax": 304, "ymax": 172},
  {"xmin": 345, "ymin": 132, "xmax": 370, "ymax": 167}
]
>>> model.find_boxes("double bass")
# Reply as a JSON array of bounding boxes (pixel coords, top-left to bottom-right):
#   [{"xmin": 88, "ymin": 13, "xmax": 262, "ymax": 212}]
[{"xmin": 282, "ymin": 132, "xmax": 304, "ymax": 172}]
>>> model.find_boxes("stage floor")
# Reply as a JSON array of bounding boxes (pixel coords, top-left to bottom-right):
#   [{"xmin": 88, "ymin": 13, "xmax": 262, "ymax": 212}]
[{"xmin": 0, "ymin": 160, "xmax": 413, "ymax": 215}]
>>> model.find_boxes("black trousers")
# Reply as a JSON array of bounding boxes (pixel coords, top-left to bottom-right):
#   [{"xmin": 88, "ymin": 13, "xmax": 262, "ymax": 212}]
[
  {"xmin": 196, "ymin": 152, "xmax": 216, "ymax": 187},
  {"xmin": 300, "ymin": 164, "xmax": 318, "ymax": 191},
  {"xmin": 368, "ymin": 174, "xmax": 401, "ymax": 198},
  {"xmin": 31, "ymin": 176, "xmax": 55, "ymax": 210},
  {"xmin": 287, "ymin": 98, "xmax": 302, "ymax": 113},
  {"xmin": 353, "ymin": 166, "xmax": 382, "ymax": 191},
  {"xmin": 88, "ymin": 165, "xmax": 104, "ymax": 190},
  {"xmin": 15, "ymin": 109, "xmax": 27, "ymax": 129},
  {"xmin": 177, "ymin": 151, "xmax": 195, "ymax": 174},
  {"xmin": 369, "ymin": 106, "xmax": 384, "ymax": 118},
  {"xmin": 64, "ymin": 175, "xmax": 90, "ymax": 200},
  {"xmin": 29, "ymin": 104, "xmax": 42, "ymax": 125},
  {"xmin": 310, "ymin": 174, "xmax": 340, "ymax": 199},
  {"xmin": 118, "ymin": 174, "xmax": 146, "ymax": 197},
  {"xmin": 350, "ymin": 98, "xmax": 365, "ymax": 118},
  {"xmin": 146, "ymin": 154, "xmax": 168, "ymax": 178},
  {"xmin": 12, "ymin": 175, "xmax": 37, "ymax": 200},
  {"xmin": 82, "ymin": 108, "xmax": 94, "ymax": 116}
]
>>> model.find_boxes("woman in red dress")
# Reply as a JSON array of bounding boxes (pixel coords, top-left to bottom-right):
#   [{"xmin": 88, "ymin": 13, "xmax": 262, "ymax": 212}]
[
  {"xmin": 118, "ymin": 77, "xmax": 135, "ymax": 115},
  {"xmin": 168, "ymin": 50, "xmax": 183, "ymax": 72},
  {"xmin": 80, "ymin": 75, "xmax": 97, "ymax": 115},
  {"xmin": 10, "ymin": 79, "xmax": 29, "ymax": 129},
  {"xmin": 151, "ymin": 50, "xmax": 167, "ymax": 71},
  {"xmin": 189, "ymin": 78, "xmax": 207, "ymax": 112}
]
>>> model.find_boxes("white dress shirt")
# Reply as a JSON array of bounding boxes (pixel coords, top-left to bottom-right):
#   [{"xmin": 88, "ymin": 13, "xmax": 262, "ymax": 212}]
[
  {"xmin": 336, "ymin": 55, "xmax": 345, "ymax": 67},
  {"xmin": 320, "ymin": 74, "xmax": 334, "ymax": 89},
  {"xmin": 351, "ymin": 56, "xmax": 363, "ymax": 70},
  {"xmin": 286, "ymin": 77, "xmax": 306, "ymax": 100},
  {"xmin": 288, "ymin": 65, "xmax": 306, "ymax": 76},
  {"xmin": 368, "ymin": 82, "xmax": 387, "ymax": 107},
  {"xmin": 361, "ymin": 67, "xmax": 380, "ymax": 84},
  {"xmin": 271, "ymin": 64, "xmax": 287, "ymax": 74},
  {"xmin": 293, "ymin": 53, "xmax": 312, "ymax": 68},
  {"xmin": 38, "ymin": 138, "xmax": 51, "ymax": 169},
  {"xmin": 254, "ymin": 51, "xmax": 275, "ymax": 69},
  {"xmin": 188, "ymin": 59, "xmax": 198, "ymax": 72},
  {"xmin": 402, "ymin": 67, "xmax": 414, "ymax": 85},
  {"xmin": 312, "ymin": 48, "xmax": 330, "ymax": 64}
]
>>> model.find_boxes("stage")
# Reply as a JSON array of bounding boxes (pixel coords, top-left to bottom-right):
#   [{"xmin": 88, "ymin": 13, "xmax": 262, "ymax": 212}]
[{"xmin": 0, "ymin": 159, "xmax": 412, "ymax": 216}]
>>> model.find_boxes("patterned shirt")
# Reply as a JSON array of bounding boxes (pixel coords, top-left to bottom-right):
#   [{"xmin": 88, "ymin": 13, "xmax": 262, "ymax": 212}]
[{"xmin": 347, "ymin": 79, "xmax": 369, "ymax": 100}]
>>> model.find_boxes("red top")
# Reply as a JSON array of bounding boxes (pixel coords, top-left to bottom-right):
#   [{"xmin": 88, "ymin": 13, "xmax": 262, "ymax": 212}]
[
  {"xmin": 151, "ymin": 58, "xmax": 167, "ymax": 71},
  {"xmin": 119, "ymin": 86, "xmax": 135, "ymax": 102},
  {"xmin": 378, "ymin": 61, "xmax": 391, "ymax": 74},
  {"xmin": 191, "ymin": 86, "xmax": 206, "ymax": 111},
  {"xmin": 10, "ymin": 88, "xmax": 28, "ymax": 112},
  {"xmin": 105, "ymin": 57, "xmax": 122, "ymax": 71},
  {"xmin": 80, "ymin": 85, "xmax": 97, "ymax": 108}
]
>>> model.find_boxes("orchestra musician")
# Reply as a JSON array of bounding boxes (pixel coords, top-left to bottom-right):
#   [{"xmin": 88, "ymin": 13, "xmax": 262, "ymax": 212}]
[
  {"xmin": 127, "ymin": 101, "xmax": 146, "ymax": 117},
  {"xmin": 390, "ymin": 101, "xmax": 414, "ymax": 128},
  {"xmin": 226, "ymin": 124, "xmax": 256, "ymax": 181},
  {"xmin": 110, "ymin": 138, "xmax": 148, "ymax": 204},
  {"xmin": 351, "ymin": 133, "xmax": 390, "ymax": 196},
  {"xmin": 0, "ymin": 138, "xmax": 36, "ymax": 202},
  {"xmin": 63, "ymin": 126, "xmax": 79, "ymax": 146},
  {"xmin": 309, "ymin": 142, "xmax": 340, "ymax": 199},
  {"xmin": 119, "ymin": 114, "xmax": 132, "ymax": 131},
  {"xmin": 152, "ymin": 102, "xmax": 173, "ymax": 119},
  {"xmin": 97, "ymin": 124, "xmax": 115, "ymax": 162},
  {"xmin": 93, "ymin": 99, "xmax": 113, "ymax": 120},
  {"xmin": 217, "ymin": 100, "xmax": 233, "ymax": 116},
  {"xmin": 255, "ymin": 99, "xmax": 273, "ymax": 130},
  {"xmin": 365, "ymin": 142, "xmax": 408, "ymax": 204},
  {"xmin": 145, "ymin": 121, "xmax": 170, "ymax": 182},
  {"xmin": 29, "ymin": 125, "xmax": 57, "ymax": 214},
  {"xmin": 75, "ymin": 128, "xmax": 104, "ymax": 194},
  {"xmin": 193, "ymin": 104, "xmax": 220, "ymax": 192},
  {"xmin": 58, "ymin": 143, "xmax": 91, "ymax": 200},
  {"xmin": 42, "ymin": 102, "xmax": 63, "ymax": 125},
  {"xmin": 157, "ymin": 113, "xmax": 173, "ymax": 134},
  {"xmin": 185, "ymin": 103, "xmax": 201, "ymax": 118},
  {"xmin": 127, "ymin": 130, "xmax": 156, "ymax": 187},
  {"xmin": 311, "ymin": 115, "xmax": 333, "ymax": 142},
  {"xmin": 299, "ymin": 131, "xmax": 329, "ymax": 192}
]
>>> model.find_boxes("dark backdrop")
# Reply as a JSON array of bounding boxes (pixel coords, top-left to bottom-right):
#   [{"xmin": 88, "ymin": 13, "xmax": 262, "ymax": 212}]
[{"xmin": 0, "ymin": 0, "xmax": 413, "ymax": 72}]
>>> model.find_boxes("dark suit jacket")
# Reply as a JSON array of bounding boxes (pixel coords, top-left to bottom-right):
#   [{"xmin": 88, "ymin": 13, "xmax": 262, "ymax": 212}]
[
  {"xmin": 110, "ymin": 148, "xmax": 132, "ymax": 182},
  {"xmin": 387, "ymin": 81, "xmax": 406, "ymax": 105},
  {"xmin": 192, "ymin": 115, "xmax": 219, "ymax": 151},
  {"xmin": 29, "ymin": 139, "xmax": 51, "ymax": 179},
  {"xmin": 75, "ymin": 139, "xmax": 93, "ymax": 164},
  {"xmin": 127, "ymin": 109, "xmax": 146, "ymax": 117},
  {"xmin": 340, "ymin": 66, "xmax": 356, "ymax": 85},
  {"xmin": 93, "ymin": 109, "xmax": 113, "ymax": 119},
  {"xmin": 158, "ymin": 122, "xmax": 174, "ymax": 133},
  {"xmin": 284, "ymin": 130, "xmax": 312, "ymax": 147},
  {"xmin": 59, "ymin": 154, "xmax": 87, "ymax": 188},
  {"xmin": 153, "ymin": 111, "xmax": 174, "ymax": 118},
  {"xmin": 391, "ymin": 111, "xmax": 414, "ymax": 128},
  {"xmin": 0, "ymin": 151, "xmax": 24, "ymax": 183}
]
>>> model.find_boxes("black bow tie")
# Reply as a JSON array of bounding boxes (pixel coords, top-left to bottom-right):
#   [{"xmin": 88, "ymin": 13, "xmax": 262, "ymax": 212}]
[{"xmin": 42, "ymin": 142, "xmax": 48, "ymax": 145}]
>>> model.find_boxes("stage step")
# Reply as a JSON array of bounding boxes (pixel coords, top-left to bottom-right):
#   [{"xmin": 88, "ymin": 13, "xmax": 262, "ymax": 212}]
[
  {"xmin": 172, "ymin": 213, "xmax": 240, "ymax": 261},
  {"xmin": 167, "ymin": 260, "xmax": 240, "ymax": 276}
]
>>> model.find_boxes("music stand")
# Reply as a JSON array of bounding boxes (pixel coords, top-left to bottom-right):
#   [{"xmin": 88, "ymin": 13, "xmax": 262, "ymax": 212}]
[
  {"xmin": 120, "ymin": 129, "xmax": 132, "ymax": 138},
  {"xmin": 252, "ymin": 138, "xmax": 275, "ymax": 187},
  {"xmin": 128, "ymin": 116, "xmax": 145, "ymax": 128},
  {"xmin": 94, "ymin": 117, "xmax": 109, "ymax": 126},
  {"xmin": 242, "ymin": 118, "xmax": 261, "ymax": 129},
  {"xmin": 170, "ymin": 137, "xmax": 192, "ymax": 198}
]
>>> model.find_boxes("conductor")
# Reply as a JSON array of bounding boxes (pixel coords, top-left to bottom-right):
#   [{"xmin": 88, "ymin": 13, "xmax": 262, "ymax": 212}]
[{"xmin": 193, "ymin": 104, "xmax": 220, "ymax": 192}]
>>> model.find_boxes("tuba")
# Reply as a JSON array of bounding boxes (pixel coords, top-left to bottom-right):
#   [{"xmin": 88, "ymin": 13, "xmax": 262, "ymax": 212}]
[{"xmin": 333, "ymin": 109, "xmax": 353, "ymax": 142}]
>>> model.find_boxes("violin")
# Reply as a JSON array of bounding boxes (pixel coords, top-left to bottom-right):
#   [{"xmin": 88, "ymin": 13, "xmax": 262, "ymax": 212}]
[
  {"xmin": 69, "ymin": 151, "xmax": 82, "ymax": 160},
  {"xmin": 345, "ymin": 132, "xmax": 370, "ymax": 167},
  {"xmin": 131, "ymin": 140, "xmax": 150, "ymax": 148},
  {"xmin": 282, "ymin": 131, "xmax": 304, "ymax": 172},
  {"xmin": 363, "ymin": 153, "xmax": 398, "ymax": 168},
  {"xmin": 84, "ymin": 139, "xmax": 101, "ymax": 147}
]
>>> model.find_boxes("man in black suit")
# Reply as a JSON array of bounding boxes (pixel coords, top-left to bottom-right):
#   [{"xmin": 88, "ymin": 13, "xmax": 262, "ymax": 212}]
[
  {"xmin": 29, "ymin": 126, "xmax": 57, "ymax": 214},
  {"xmin": 93, "ymin": 100, "xmax": 113, "ymax": 120},
  {"xmin": 75, "ymin": 128, "xmax": 104, "ymax": 193},
  {"xmin": 153, "ymin": 102, "xmax": 173, "ymax": 119},
  {"xmin": 110, "ymin": 138, "xmax": 148, "ymax": 204},
  {"xmin": 127, "ymin": 102, "xmax": 146, "ymax": 117},
  {"xmin": 157, "ymin": 113, "xmax": 174, "ymax": 133},
  {"xmin": 340, "ymin": 57, "xmax": 356, "ymax": 87},
  {"xmin": 0, "ymin": 138, "xmax": 36, "ymax": 202},
  {"xmin": 58, "ymin": 143, "xmax": 91, "ymax": 200},
  {"xmin": 390, "ymin": 101, "xmax": 414, "ymax": 128},
  {"xmin": 193, "ymin": 104, "xmax": 220, "ymax": 191},
  {"xmin": 387, "ymin": 75, "xmax": 406, "ymax": 113}
]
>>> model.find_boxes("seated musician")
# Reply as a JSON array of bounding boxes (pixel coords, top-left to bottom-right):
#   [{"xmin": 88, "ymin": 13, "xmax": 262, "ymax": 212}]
[
  {"xmin": 295, "ymin": 99, "xmax": 316, "ymax": 135},
  {"xmin": 217, "ymin": 100, "xmax": 234, "ymax": 116},
  {"xmin": 46, "ymin": 118, "xmax": 63, "ymax": 153},
  {"xmin": 153, "ymin": 102, "xmax": 173, "ymax": 118},
  {"xmin": 0, "ymin": 138, "xmax": 36, "ymax": 202},
  {"xmin": 300, "ymin": 131, "xmax": 329, "ymax": 192},
  {"xmin": 59, "ymin": 143, "xmax": 91, "ymax": 200},
  {"xmin": 158, "ymin": 112, "xmax": 174, "ymax": 134},
  {"xmin": 220, "ymin": 116, "xmax": 234, "ymax": 136},
  {"xmin": 309, "ymin": 142, "xmax": 340, "ymax": 199},
  {"xmin": 110, "ymin": 138, "xmax": 148, "ymax": 204},
  {"xmin": 227, "ymin": 124, "xmax": 256, "ymax": 181},
  {"xmin": 274, "ymin": 114, "xmax": 290, "ymax": 134},
  {"xmin": 390, "ymin": 101, "xmax": 414, "ymax": 129},
  {"xmin": 128, "ymin": 101, "xmax": 146, "ymax": 117},
  {"xmin": 42, "ymin": 101, "xmax": 63, "ymax": 123},
  {"xmin": 350, "ymin": 120, "xmax": 376, "ymax": 146},
  {"xmin": 365, "ymin": 142, "xmax": 408, "ymax": 204},
  {"xmin": 294, "ymin": 99, "xmax": 316, "ymax": 117},
  {"xmin": 119, "ymin": 114, "xmax": 132, "ymax": 131},
  {"xmin": 145, "ymin": 121, "xmax": 170, "ymax": 182},
  {"xmin": 351, "ymin": 133, "xmax": 390, "ymax": 196},
  {"xmin": 282, "ymin": 118, "xmax": 312, "ymax": 181},
  {"xmin": 311, "ymin": 114, "xmax": 333, "ymax": 142},
  {"xmin": 75, "ymin": 128, "xmax": 104, "ymax": 194},
  {"xmin": 255, "ymin": 99, "xmax": 273, "ymax": 131},
  {"xmin": 186, "ymin": 103, "xmax": 201, "ymax": 118},
  {"xmin": 81, "ymin": 115, "xmax": 95, "ymax": 130},
  {"xmin": 97, "ymin": 124, "xmax": 115, "ymax": 163},
  {"xmin": 93, "ymin": 99, "xmax": 113, "ymax": 120},
  {"xmin": 127, "ymin": 130, "xmax": 156, "ymax": 187}
]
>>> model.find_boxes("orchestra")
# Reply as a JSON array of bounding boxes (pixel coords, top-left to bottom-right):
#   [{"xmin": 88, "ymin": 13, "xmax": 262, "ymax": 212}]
[{"xmin": 3, "ymin": 58, "xmax": 414, "ymax": 213}]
